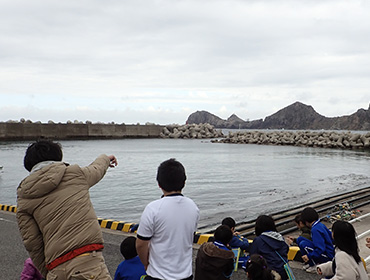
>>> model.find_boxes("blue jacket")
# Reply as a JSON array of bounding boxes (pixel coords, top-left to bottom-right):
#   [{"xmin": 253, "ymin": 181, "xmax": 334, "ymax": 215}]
[
  {"xmin": 114, "ymin": 256, "xmax": 146, "ymax": 280},
  {"xmin": 229, "ymin": 235, "xmax": 250, "ymax": 252},
  {"xmin": 250, "ymin": 231, "xmax": 289, "ymax": 280},
  {"xmin": 308, "ymin": 220, "xmax": 334, "ymax": 261}
]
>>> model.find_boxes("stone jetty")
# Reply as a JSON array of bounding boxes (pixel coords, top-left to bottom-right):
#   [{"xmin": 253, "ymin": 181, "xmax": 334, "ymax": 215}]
[
  {"xmin": 211, "ymin": 130, "xmax": 370, "ymax": 150},
  {"xmin": 160, "ymin": 123, "xmax": 224, "ymax": 139}
]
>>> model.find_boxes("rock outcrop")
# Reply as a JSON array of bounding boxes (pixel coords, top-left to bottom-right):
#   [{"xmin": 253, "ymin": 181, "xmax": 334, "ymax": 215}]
[
  {"xmin": 186, "ymin": 102, "xmax": 370, "ymax": 130},
  {"xmin": 160, "ymin": 123, "xmax": 224, "ymax": 139}
]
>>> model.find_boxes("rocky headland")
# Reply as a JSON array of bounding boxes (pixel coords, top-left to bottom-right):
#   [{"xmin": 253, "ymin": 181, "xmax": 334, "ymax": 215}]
[{"xmin": 186, "ymin": 102, "xmax": 370, "ymax": 130}]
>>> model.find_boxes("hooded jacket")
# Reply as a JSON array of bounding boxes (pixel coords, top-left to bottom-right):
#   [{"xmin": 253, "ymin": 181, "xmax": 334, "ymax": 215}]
[
  {"xmin": 249, "ymin": 231, "xmax": 289, "ymax": 280},
  {"xmin": 16, "ymin": 155, "xmax": 110, "ymax": 277},
  {"xmin": 195, "ymin": 242, "xmax": 235, "ymax": 280}
]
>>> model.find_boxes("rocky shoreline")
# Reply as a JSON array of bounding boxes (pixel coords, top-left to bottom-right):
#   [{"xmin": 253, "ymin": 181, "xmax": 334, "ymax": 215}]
[
  {"xmin": 211, "ymin": 130, "xmax": 370, "ymax": 150},
  {"xmin": 160, "ymin": 124, "xmax": 370, "ymax": 150}
]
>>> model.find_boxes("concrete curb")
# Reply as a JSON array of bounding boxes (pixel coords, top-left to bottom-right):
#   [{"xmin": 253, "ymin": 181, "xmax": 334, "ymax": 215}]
[
  {"xmin": 0, "ymin": 204, "xmax": 17, "ymax": 213},
  {"xmin": 0, "ymin": 203, "xmax": 303, "ymax": 261}
]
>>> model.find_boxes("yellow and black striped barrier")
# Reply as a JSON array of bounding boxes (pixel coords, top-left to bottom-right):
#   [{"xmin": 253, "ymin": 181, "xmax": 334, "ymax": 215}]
[
  {"xmin": 0, "ymin": 203, "xmax": 302, "ymax": 261},
  {"xmin": 193, "ymin": 232, "xmax": 302, "ymax": 261},
  {"xmin": 98, "ymin": 218, "xmax": 137, "ymax": 233},
  {"xmin": 0, "ymin": 204, "xmax": 17, "ymax": 213}
]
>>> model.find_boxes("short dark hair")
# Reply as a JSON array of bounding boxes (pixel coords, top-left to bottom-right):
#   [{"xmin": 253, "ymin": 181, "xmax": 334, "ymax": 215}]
[
  {"xmin": 24, "ymin": 139, "xmax": 63, "ymax": 172},
  {"xmin": 120, "ymin": 236, "xmax": 138, "ymax": 260},
  {"xmin": 301, "ymin": 207, "xmax": 319, "ymax": 224},
  {"xmin": 332, "ymin": 221, "xmax": 361, "ymax": 263},
  {"xmin": 222, "ymin": 217, "xmax": 236, "ymax": 229},
  {"xmin": 255, "ymin": 215, "xmax": 277, "ymax": 236},
  {"xmin": 156, "ymin": 158, "xmax": 186, "ymax": 192},
  {"xmin": 214, "ymin": 225, "xmax": 233, "ymax": 246},
  {"xmin": 293, "ymin": 214, "xmax": 304, "ymax": 224}
]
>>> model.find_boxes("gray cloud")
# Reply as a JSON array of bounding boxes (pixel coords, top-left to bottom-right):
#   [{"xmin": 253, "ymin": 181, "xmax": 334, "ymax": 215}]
[{"xmin": 0, "ymin": 0, "xmax": 369, "ymax": 124}]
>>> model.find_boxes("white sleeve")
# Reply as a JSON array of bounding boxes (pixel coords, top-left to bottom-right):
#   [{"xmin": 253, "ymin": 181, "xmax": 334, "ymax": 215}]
[{"xmin": 137, "ymin": 203, "xmax": 155, "ymax": 239}]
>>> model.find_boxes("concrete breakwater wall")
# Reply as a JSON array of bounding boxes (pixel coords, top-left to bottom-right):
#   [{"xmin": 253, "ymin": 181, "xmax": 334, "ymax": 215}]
[
  {"xmin": 160, "ymin": 123, "xmax": 224, "ymax": 139},
  {"xmin": 212, "ymin": 130, "xmax": 370, "ymax": 150},
  {"xmin": 0, "ymin": 122, "xmax": 164, "ymax": 141}
]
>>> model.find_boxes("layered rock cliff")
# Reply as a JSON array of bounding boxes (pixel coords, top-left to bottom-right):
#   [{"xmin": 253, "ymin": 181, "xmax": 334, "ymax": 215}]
[{"xmin": 186, "ymin": 102, "xmax": 370, "ymax": 130}]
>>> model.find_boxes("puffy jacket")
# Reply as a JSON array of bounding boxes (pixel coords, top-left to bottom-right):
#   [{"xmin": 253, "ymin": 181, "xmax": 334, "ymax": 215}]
[
  {"xmin": 195, "ymin": 242, "xmax": 235, "ymax": 280},
  {"xmin": 16, "ymin": 155, "xmax": 110, "ymax": 277},
  {"xmin": 249, "ymin": 231, "xmax": 289, "ymax": 280}
]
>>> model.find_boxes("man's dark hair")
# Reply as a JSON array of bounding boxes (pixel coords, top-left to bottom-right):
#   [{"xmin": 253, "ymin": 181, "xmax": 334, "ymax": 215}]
[
  {"xmin": 214, "ymin": 225, "xmax": 233, "ymax": 246},
  {"xmin": 301, "ymin": 207, "xmax": 319, "ymax": 224},
  {"xmin": 24, "ymin": 139, "xmax": 63, "ymax": 172},
  {"xmin": 222, "ymin": 217, "xmax": 236, "ymax": 229},
  {"xmin": 120, "ymin": 236, "xmax": 138, "ymax": 260},
  {"xmin": 255, "ymin": 215, "xmax": 277, "ymax": 236},
  {"xmin": 156, "ymin": 158, "xmax": 186, "ymax": 192}
]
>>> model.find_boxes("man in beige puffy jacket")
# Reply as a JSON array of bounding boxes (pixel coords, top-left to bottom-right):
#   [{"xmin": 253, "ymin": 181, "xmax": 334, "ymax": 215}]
[{"xmin": 17, "ymin": 139, "xmax": 117, "ymax": 280}]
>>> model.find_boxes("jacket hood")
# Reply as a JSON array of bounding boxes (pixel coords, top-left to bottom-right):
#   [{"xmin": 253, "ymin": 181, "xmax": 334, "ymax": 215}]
[
  {"xmin": 260, "ymin": 231, "xmax": 286, "ymax": 250},
  {"xmin": 202, "ymin": 242, "xmax": 234, "ymax": 259},
  {"xmin": 197, "ymin": 242, "xmax": 234, "ymax": 270},
  {"xmin": 17, "ymin": 162, "xmax": 67, "ymax": 199}
]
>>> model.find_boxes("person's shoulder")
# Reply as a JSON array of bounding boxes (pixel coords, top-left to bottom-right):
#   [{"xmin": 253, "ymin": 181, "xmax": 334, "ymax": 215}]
[
  {"xmin": 252, "ymin": 235, "xmax": 263, "ymax": 243},
  {"xmin": 335, "ymin": 249, "xmax": 349, "ymax": 259},
  {"xmin": 116, "ymin": 259, "xmax": 126, "ymax": 270},
  {"xmin": 180, "ymin": 196, "xmax": 199, "ymax": 207},
  {"xmin": 145, "ymin": 198, "xmax": 163, "ymax": 207}
]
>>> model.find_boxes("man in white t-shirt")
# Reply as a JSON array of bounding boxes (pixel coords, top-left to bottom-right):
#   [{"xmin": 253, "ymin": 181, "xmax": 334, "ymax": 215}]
[{"xmin": 136, "ymin": 158, "xmax": 199, "ymax": 280}]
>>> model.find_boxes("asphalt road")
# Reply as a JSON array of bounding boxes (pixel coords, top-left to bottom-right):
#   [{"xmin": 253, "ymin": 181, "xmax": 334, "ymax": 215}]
[{"xmin": 0, "ymin": 210, "xmax": 325, "ymax": 280}]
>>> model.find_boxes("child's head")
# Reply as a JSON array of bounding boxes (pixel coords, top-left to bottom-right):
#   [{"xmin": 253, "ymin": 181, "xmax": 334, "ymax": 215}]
[
  {"xmin": 245, "ymin": 254, "xmax": 273, "ymax": 280},
  {"xmin": 255, "ymin": 215, "xmax": 277, "ymax": 236},
  {"xmin": 156, "ymin": 158, "xmax": 186, "ymax": 192},
  {"xmin": 214, "ymin": 225, "xmax": 233, "ymax": 246},
  {"xmin": 293, "ymin": 214, "xmax": 305, "ymax": 229},
  {"xmin": 222, "ymin": 217, "xmax": 236, "ymax": 232},
  {"xmin": 301, "ymin": 207, "xmax": 319, "ymax": 227},
  {"xmin": 120, "ymin": 236, "xmax": 138, "ymax": 260},
  {"xmin": 24, "ymin": 139, "xmax": 63, "ymax": 172},
  {"xmin": 332, "ymin": 221, "xmax": 361, "ymax": 263}
]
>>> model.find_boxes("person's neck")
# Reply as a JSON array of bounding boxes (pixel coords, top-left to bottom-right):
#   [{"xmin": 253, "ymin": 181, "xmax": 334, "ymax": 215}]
[
  {"xmin": 162, "ymin": 190, "xmax": 182, "ymax": 196},
  {"xmin": 309, "ymin": 220, "xmax": 318, "ymax": 227}
]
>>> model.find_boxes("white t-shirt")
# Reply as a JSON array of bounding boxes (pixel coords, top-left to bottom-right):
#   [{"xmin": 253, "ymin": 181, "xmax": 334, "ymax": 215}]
[{"xmin": 137, "ymin": 194, "xmax": 199, "ymax": 279}]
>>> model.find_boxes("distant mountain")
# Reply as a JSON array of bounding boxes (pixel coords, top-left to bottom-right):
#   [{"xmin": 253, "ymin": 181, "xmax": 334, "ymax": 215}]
[{"xmin": 186, "ymin": 102, "xmax": 370, "ymax": 130}]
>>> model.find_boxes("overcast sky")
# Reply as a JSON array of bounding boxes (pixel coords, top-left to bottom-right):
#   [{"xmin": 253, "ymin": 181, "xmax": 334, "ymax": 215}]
[{"xmin": 1, "ymin": 0, "xmax": 369, "ymax": 125}]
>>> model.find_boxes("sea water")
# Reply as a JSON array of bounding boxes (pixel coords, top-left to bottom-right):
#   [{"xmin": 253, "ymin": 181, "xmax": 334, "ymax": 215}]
[{"xmin": 1, "ymin": 137, "xmax": 370, "ymax": 230}]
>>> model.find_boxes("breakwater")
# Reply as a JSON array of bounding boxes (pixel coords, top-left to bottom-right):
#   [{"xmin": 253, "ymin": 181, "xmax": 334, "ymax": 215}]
[
  {"xmin": 0, "ymin": 122, "xmax": 163, "ymax": 141},
  {"xmin": 160, "ymin": 123, "xmax": 224, "ymax": 139},
  {"xmin": 212, "ymin": 130, "xmax": 370, "ymax": 150}
]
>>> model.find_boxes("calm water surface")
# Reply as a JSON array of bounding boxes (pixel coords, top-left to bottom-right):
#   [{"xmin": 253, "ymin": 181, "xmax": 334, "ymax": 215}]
[{"xmin": 1, "ymin": 138, "xmax": 370, "ymax": 230}]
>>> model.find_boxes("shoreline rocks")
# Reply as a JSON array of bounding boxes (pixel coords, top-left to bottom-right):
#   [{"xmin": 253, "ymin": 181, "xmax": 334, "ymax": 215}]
[
  {"xmin": 211, "ymin": 130, "xmax": 370, "ymax": 150},
  {"xmin": 160, "ymin": 123, "xmax": 224, "ymax": 139}
]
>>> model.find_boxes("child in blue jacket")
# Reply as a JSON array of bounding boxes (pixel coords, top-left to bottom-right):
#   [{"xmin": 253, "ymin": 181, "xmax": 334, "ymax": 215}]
[
  {"xmin": 114, "ymin": 237, "xmax": 146, "ymax": 280},
  {"xmin": 222, "ymin": 217, "xmax": 250, "ymax": 252},
  {"xmin": 300, "ymin": 207, "xmax": 335, "ymax": 273}
]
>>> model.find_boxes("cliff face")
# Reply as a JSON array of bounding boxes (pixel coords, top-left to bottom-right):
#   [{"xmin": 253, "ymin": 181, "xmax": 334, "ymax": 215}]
[
  {"xmin": 261, "ymin": 102, "xmax": 327, "ymax": 129},
  {"xmin": 186, "ymin": 102, "xmax": 370, "ymax": 130},
  {"xmin": 187, "ymin": 111, "xmax": 228, "ymax": 128}
]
